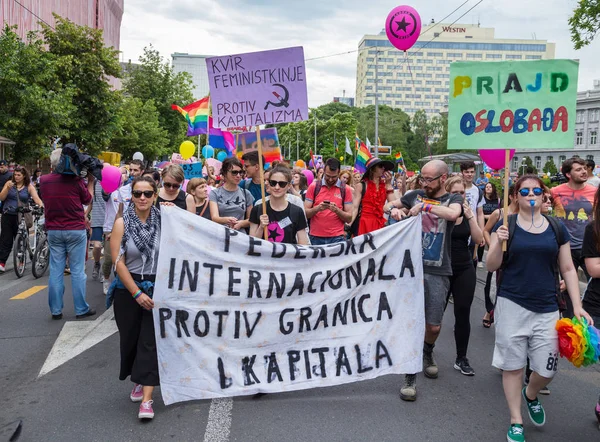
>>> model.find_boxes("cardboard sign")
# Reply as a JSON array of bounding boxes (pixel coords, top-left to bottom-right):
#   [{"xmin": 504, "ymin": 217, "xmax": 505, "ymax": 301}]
[
  {"xmin": 448, "ymin": 60, "xmax": 579, "ymax": 150},
  {"xmin": 153, "ymin": 207, "xmax": 425, "ymax": 404},
  {"xmin": 206, "ymin": 47, "xmax": 309, "ymax": 129}
]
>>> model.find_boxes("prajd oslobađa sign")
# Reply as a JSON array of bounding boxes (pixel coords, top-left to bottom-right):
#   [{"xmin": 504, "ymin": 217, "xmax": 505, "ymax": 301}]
[
  {"xmin": 153, "ymin": 207, "xmax": 425, "ymax": 404},
  {"xmin": 206, "ymin": 47, "xmax": 309, "ymax": 129},
  {"xmin": 448, "ymin": 59, "xmax": 579, "ymax": 150}
]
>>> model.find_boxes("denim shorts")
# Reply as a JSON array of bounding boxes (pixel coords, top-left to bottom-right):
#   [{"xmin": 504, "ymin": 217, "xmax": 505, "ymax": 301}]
[{"xmin": 90, "ymin": 227, "xmax": 103, "ymax": 242}]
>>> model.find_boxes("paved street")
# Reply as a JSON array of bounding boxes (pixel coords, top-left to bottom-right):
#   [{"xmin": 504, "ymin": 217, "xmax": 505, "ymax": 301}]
[{"xmin": 1, "ymin": 257, "xmax": 599, "ymax": 442}]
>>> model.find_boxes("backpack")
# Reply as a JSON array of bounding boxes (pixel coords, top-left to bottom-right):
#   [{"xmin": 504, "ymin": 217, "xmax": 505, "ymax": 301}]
[
  {"xmin": 497, "ymin": 214, "xmax": 567, "ymax": 312},
  {"xmin": 244, "ymin": 179, "xmax": 252, "ymax": 190},
  {"xmin": 314, "ymin": 180, "xmax": 347, "ymax": 202},
  {"xmin": 349, "ymin": 182, "xmax": 367, "ymax": 237}
]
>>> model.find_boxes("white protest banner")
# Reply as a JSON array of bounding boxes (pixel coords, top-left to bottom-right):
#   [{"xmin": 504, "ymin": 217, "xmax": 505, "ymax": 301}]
[
  {"xmin": 206, "ymin": 47, "xmax": 309, "ymax": 129},
  {"xmin": 153, "ymin": 207, "xmax": 424, "ymax": 404}
]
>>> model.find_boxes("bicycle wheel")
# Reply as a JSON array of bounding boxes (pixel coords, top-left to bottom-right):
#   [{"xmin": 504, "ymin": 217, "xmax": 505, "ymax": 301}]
[
  {"xmin": 32, "ymin": 235, "xmax": 49, "ymax": 279},
  {"xmin": 13, "ymin": 233, "xmax": 27, "ymax": 278}
]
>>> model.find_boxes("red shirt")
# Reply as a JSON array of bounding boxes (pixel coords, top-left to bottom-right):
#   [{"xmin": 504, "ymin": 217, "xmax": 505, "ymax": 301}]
[
  {"xmin": 40, "ymin": 173, "xmax": 92, "ymax": 231},
  {"xmin": 305, "ymin": 179, "xmax": 353, "ymax": 237}
]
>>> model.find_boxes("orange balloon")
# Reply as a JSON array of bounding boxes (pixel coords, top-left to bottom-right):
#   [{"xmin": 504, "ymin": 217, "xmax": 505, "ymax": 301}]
[{"xmin": 295, "ymin": 160, "xmax": 306, "ymax": 169}]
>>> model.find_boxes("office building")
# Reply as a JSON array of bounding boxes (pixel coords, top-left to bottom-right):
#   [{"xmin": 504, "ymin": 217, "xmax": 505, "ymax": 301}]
[
  {"xmin": 355, "ymin": 23, "xmax": 555, "ymax": 116},
  {"xmin": 515, "ymin": 80, "xmax": 600, "ymax": 173},
  {"xmin": 172, "ymin": 53, "xmax": 211, "ymax": 100},
  {"xmin": 1, "ymin": 0, "xmax": 123, "ymax": 52},
  {"xmin": 333, "ymin": 96, "xmax": 355, "ymax": 107}
]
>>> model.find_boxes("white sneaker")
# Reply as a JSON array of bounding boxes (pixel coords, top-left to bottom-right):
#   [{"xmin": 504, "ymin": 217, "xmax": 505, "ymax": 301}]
[
  {"xmin": 477, "ymin": 262, "xmax": 483, "ymax": 268},
  {"xmin": 0, "ymin": 263, "xmax": 5, "ymax": 272},
  {"xmin": 99, "ymin": 273, "xmax": 105, "ymax": 283},
  {"xmin": 103, "ymin": 280, "xmax": 110, "ymax": 295}
]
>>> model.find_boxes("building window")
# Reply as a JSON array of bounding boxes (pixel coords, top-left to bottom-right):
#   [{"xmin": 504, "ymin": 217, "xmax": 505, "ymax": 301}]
[
  {"xmin": 590, "ymin": 109, "xmax": 600, "ymax": 121},
  {"xmin": 416, "ymin": 73, "xmax": 433, "ymax": 78},
  {"xmin": 466, "ymin": 53, "xmax": 483, "ymax": 59},
  {"xmin": 587, "ymin": 155, "xmax": 595, "ymax": 161},
  {"xmin": 506, "ymin": 55, "xmax": 522, "ymax": 59},
  {"xmin": 361, "ymin": 40, "xmax": 547, "ymax": 52},
  {"xmin": 364, "ymin": 100, "xmax": 373, "ymax": 104},
  {"xmin": 426, "ymin": 66, "xmax": 443, "ymax": 72},
  {"xmin": 426, "ymin": 80, "xmax": 442, "ymax": 85},
  {"xmin": 535, "ymin": 156, "xmax": 542, "ymax": 170},
  {"xmin": 512, "ymin": 156, "xmax": 519, "ymax": 170},
  {"xmin": 365, "ymin": 86, "xmax": 373, "ymax": 90},
  {"xmin": 525, "ymin": 55, "xmax": 542, "ymax": 60},
  {"xmin": 366, "ymin": 57, "xmax": 374, "ymax": 62},
  {"xmin": 577, "ymin": 111, "xmax": 585, "ymax": 123},
  {"xmin": 447, "ymin": 53, "xmax": 463, "ymax": 58},
  {"xmin": 546, "ymin": 156, "xmax": 554, "ymax": 167},
  {"xmin": 591, "ymin": 131, "xmax": 598, "ymax": 145},
  {"xmin": 415, "ymin": 87, "xmax": 432, "ymax": 92},
  {"xmin": 486, "ymin": 54, "xmax": 502, "ymax": 59},
  {"xmin": 576, "ymin": 132, "xmax": 583, "ymax": 145},
  {"xmin": 427, "ymin": 52, "xmax": 443, "ymax": 57},
  {"xmin": 559, "ymin": 155, "xmax": 567, "ymax": 165}
]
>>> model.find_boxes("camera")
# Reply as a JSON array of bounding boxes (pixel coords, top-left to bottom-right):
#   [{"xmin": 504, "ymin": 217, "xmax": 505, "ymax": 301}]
[{"xmin": 549, "ymin": 173, "xmax": 567, "ymax": 184}]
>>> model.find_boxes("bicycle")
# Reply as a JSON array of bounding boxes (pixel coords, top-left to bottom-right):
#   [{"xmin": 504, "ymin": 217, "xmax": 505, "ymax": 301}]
[{"xmin": 13, "ymin": 205, "xmax": 46, "ymax": 278}]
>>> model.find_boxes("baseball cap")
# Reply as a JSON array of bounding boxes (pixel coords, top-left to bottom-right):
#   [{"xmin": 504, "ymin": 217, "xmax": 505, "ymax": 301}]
[{"xmin": 0, "ymin": 160, "xmax": 8, "ymax": 166}]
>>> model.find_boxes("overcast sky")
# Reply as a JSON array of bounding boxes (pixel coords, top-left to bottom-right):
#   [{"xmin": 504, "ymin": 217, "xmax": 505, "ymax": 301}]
[{"xmin": 120, "ymin": 0, "xmax": 599, "ymax": 106}]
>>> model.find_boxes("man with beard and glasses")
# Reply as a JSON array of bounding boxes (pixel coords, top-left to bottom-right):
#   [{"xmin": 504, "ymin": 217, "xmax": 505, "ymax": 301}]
[
  {"xmin": 551, "ymin": 157, "xmax": 596, "ymax": 317},
  {"xmin": 387, "ymin": 160, "xmax": 463, "ymax": 401}
]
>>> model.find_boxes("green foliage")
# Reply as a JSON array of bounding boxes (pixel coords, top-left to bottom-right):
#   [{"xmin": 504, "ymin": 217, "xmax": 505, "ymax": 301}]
[
  {"xmin": 41, "ymin": 15, "xmax": 122, "ymax": 155},
  {"xmin": 0, "ymin": 25, "xmax": 75, "ymax": 160},
  {"xmin": 109, "ymin": 97, "xmax": 169, "ymax": 160},
  {"xmin": 124, "ymin": 46, "xmax": 195, "ymax": 151},
  {"xmin": 518, "ymin": 156, "xmax": 538, "ymax": 176},
  {"xmin": 543, "ymin": 159, "xmax": 558, "ymax": 175},
  {"xmin": 569, "ymin": 0, "xmax": 600, "ymax": 49}
]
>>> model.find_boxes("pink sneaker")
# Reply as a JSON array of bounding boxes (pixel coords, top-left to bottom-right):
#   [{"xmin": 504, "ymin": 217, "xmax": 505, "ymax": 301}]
[
  {"xmin": 138, "ymin": 400, "xmax": 154, "ymax": 419},
  {"xmin": 130, "ymin": 383, "xmax": 143, "ymax": 402}
]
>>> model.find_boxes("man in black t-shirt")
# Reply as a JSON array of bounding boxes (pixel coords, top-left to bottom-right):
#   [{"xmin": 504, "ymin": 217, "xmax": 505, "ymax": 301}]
[{"xmin": 388, "ymin": 160, "xmax": 463, "ymax": 402}]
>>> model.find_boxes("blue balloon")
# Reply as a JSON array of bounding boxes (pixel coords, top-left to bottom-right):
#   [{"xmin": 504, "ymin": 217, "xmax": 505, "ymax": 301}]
[
  {"xmin": 202, "ymin": 145, "xmax": 214, "ymax": 158},
  {"xmin": 216, "ymin": 151, "xmax": 227, "ymax": 162}
]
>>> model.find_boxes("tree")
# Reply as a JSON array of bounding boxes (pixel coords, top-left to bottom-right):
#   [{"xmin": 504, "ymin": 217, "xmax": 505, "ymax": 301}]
[
  {"xmin": 124, "ymin": 46, "xmax": 194, "ymax": 150},
  {"xmin": 41, "ymin": 15, "xmax": 122, "ymax": 155},
  {"xmin": 0, "ymin": 25, "xmax": 76, "ymax": 160},
  {"xmin": 569, "ymin": 0, "xmax": 600, "ymax": 49},
  {"xmin": 518, "ymin": 156, "xmax": 538, "ymax": 176},
  {"xmin": 109, "ymin": 97, "xmax": 169, "ymax": 160},
  {"xmin": 543, "ymin": 159, "xmax": 558, "ymax": 175}
]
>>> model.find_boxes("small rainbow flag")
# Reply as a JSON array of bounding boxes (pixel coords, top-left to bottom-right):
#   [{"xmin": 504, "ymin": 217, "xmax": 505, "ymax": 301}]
[
  {"xmin": 395, "ymin": 151, "xmax": 406, "ymax": 173},
  {"xmin": 171, "ymin": 97, "xmax": 210, "ymax": 136},
  {"xmin": 354, "ymin": 142, "xmax": 372, "ymax": 174}
]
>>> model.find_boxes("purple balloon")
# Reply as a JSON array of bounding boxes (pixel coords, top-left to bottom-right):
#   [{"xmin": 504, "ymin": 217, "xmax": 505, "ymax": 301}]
[
  {"xmin": 385, "ymin": 5, "xmax": 422, "ymax": 52},
  {"xmin": 302, "ymin": 169, "xmax": 314, "ymax": 187},
  {"xmin": 478, "ymin": 149, "xmax": 515, "ymax": 170}
]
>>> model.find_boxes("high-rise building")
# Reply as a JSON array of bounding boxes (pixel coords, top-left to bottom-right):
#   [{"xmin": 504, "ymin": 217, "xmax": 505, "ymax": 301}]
[
  {"xmin": 515, "ymin": 80, "xmax": 600, "ymax": 173},
  {"xmin": 172, "ymin": 53, "xmax": 212, "ymax": 100},
  {"xmin": 355, "ymin": 23, "xmax": 555, "ymax": 116},
  {"xmin": 1, "ymin": 0, "xmax": 123, "ymax": 52},
  {"xmin": 333, "ymin": 96, "xmax": 355, "ymax": 107}
]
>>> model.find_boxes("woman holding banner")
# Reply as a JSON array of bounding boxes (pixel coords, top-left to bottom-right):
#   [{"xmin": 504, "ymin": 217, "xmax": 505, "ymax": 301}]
[
  {"xmin": 111, "ymin": 176, "xmax": 165, "ymax": 420},
  {"xmin": 487, "ymin": 174, "xmax": 593, "ymax": 442},
  {"xmin": 156, "ymin": 165, "xmax": 195, "ymax": 212},
  {"xmin": 444, "ymin": 176, "xmax": 482, "ymax": 376},
  {"xmin": 249, "ymin": 165, "xmax": 308, "ymax": 245},
  {"xmin": 209, "ymin": 157, "xmax": 253, "ymax": 231}
]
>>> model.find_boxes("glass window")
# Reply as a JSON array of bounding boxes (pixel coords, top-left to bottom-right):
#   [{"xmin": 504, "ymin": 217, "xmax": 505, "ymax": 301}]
[
  {"xmin": 361, "ymin": 39, "xmax": 547, "ymax": 52},
  {"xmin": 395, "ymin": 101, "xmax": 411, "ymax": 106},
  {"xmin": 427, "ymin": 52, "xmax": 443, "ymax": 57},
  {"xmin": 577, "ymin": 111, "xmax": 585, "ymax": 123},
  {"xmin": 466, "ymin": 53, "xmax": 483, "ymax": 59},
  {"xmin": 535, "ymin": 156, "xmax": 542, "ymax": 170},
  {"xmin": 416, "ymin": 73, "xmax": 433, "ymax": 78},
  {"xmin": 486, "ymin": 54, "xmax": 502, "ymax": 59},
  {"xmin": 405, "ymin": 94, "xmax": 422, "ymax": 99},
  {"xmin": 415, "ymin": 87, "xmax": 432, "ymax": 92},
  {"xmin": 506, "ymin": 55, "xmax": 522, "ymax": 60},
  {"xmin": 512, "ymin": 156, "xmax": 519, "ymax": 170},
  {"xmin": 365, "ymin": 86, "xmax": 373, "ymax": 90},
  {"xmin": 589, "ymin": 109, "xmax": 600, "ymax": 121},
  {"xmin": 576, "ymin": 132, "xmax": 583, "ymax": 145},
  {"xmin": 525, "ymin": 55, "xmax": 542, "ymax": 60},
  {"xmin": 386, "ymin": 79, "xmax": 403, "ymax": 84},
  {"xmin": 426, "ymin": 80, "xmax": 442, "ymax": 85},
  {"xmin": 366, "ymin": 57, "xmax": 374, "ymax": 62},
  {"xmin": 426, "ymin": 66, "xmax": 443, "ymax": 71},
  {"xmin": 364, "ymin": 100, "xmax": 373, "ymax": 104},
  {"xmin": 396, "ymin": 87, "xmax": 412, "ymax": 91},
  {"xmin": 559, "ymin": 155, "xmax": 567, "ymax": 164},
  {"xmin": 591, "ymin": 131, "xmax": 598, "ymax": 145}
]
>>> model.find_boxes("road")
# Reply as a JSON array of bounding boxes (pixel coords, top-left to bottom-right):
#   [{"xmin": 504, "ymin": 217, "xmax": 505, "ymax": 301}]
[{"xmin": 1, "ymin": 255, "xmax": 599, "ymax": 442}]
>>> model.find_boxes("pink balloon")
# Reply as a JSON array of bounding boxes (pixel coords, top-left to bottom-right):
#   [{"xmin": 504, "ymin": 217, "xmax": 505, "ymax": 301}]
[
  {"xmin": 101, "ymin": 164, "xmax": 121, "ymax": 193},
  {"xmin": 302, "ymin": 169, "xmax": 314, "ymax": 187},
  {"xmin": 478, "ymin": 149, "xmax": 515, "ymax": 170},
  {"xmin": 385, "ymin": 5, "xmax": 422, "ymax": 52}
]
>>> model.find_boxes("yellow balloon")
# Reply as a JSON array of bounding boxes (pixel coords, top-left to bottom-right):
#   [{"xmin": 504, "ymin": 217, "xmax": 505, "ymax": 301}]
[
  {"xmin": 179, "ymin": 141, "xmax": 195, "ymax": 160},
  {"xmin": 485, "ymin": 173, "xmax": 491, "ymax": 178},
  {"xmin": 340, "ymin": 156, "xmax": 344, "ymax": 161}
]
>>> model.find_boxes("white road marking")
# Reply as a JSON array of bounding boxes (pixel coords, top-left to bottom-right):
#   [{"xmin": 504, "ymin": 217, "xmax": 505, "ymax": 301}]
[
  {"xmin": 38, "ymin": 306, "xmax": 118, "ymax": 377},
  {"xmin": 203, "ymin": 398, "xmax": 233, "ymax": 442}
]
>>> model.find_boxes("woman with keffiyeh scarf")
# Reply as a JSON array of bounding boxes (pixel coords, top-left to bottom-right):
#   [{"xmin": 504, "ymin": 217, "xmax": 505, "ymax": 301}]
[{"xmin": 111, "ymin": 176, "xmax": 165, "ymax": 420}]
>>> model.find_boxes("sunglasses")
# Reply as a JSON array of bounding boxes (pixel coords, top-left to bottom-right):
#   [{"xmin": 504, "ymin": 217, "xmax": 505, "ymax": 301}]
[
  {"xmin": 268, "ymin": 180, "xmax": 289, "ymax": 188},
  {"xmin": 132, "ymin": 190, "xmax": 155, "ymax": 198},
  {"xmin": 163, "ymin": 182, "xmax": 180, "ymax": 190},
  {"xmin": 518, "ymin": 187, "xmax": 543, "ymax": 197},
  {"xmin": 452, "ymin": 191, "xmax": 465, "ymax": 195},
  {"xmin": 229, "ymin": 170, "xmax": 243, "ymax": 176}
]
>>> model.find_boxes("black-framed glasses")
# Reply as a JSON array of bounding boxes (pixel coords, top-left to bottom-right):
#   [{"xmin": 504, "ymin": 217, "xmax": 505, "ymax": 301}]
[
  {"xmin": 163, "ymin": 182, "xmax": 180, "ymax": 190},
  {"xmin": 229, "ymin": 170, "xmax": 243, "ymax": 176},
  {"xmin": 519, "ymin": 187, "xmax": 543, "ymax": 197},
  {"xmin": 268, "ymin": 180, "xmax": 289, "ymax": 188},
  {"xmin": 419, "ymin": 174, "xmax": 443, "ymax": 185},
  {"xmin": 132, "ymin": 190, "xmax": 154, "ymax": 198}
]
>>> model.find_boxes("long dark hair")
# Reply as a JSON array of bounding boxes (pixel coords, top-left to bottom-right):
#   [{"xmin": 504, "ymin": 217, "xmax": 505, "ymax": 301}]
[
  {"xmin": 485, "ymin": 182, "xmax": 499, "ymax": 201},
  {"xmin": 13, "ymin": 166, "xmax": 31, "ymax": 187},
  {"xmin": 593, "ymin": 186, "xmax": 600, "ymax": 252}
]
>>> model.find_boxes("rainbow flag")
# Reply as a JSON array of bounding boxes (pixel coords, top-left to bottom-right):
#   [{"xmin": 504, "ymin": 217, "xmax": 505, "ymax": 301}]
[
  {"xmin": 395, "ymin": 151, "xmax": 406, "ymax": 173},
  {"xmin": 354, "ymin": 142, "xmax": 372, "ymax": 174},
  {"xmin": 171, "ymin": 97, "xmax": 210, "ymax": 136}
]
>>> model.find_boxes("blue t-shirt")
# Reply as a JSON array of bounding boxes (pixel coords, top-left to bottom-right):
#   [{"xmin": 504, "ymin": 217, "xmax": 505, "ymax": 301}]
[
  {"xmin": 493, "ymin": 219, "xmax": 569, "ymax": 313},
  {"xmin": 239, "ymin": 179, "xmax": 267, "ymax": 204}
]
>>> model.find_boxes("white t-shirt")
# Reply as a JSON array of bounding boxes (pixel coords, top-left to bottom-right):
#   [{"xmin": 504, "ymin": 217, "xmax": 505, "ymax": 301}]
[
  {"xmin": 117, "ymin": 183, "xmax": 132, "ymax": 212},
  {"xmin": 103, "ymin": 189, "xmax": 121, "ymax": 233},
  {"xmin": 587, "ymin": 176, "xmax": 600, "ymax": 188},
  {"xmin": 464, "ymin": 184, "xmax": 484, "ymax": 215}
]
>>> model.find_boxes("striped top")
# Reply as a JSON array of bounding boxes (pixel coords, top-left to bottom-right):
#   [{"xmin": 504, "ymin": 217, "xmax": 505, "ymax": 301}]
[{"xmin": 90, "ymin": 181, "xmax": 106, "ymax": 228}]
